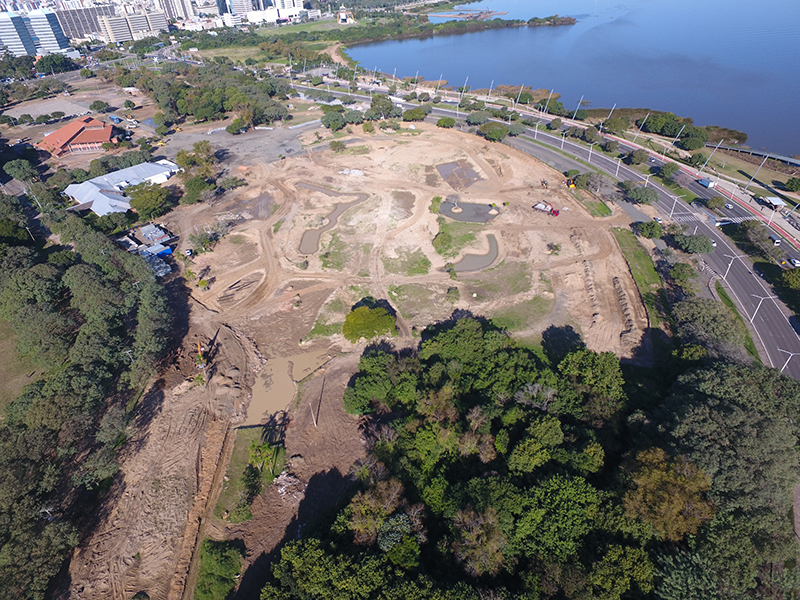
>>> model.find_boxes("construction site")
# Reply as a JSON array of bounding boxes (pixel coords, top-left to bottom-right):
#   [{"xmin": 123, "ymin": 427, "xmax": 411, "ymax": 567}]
[{"xmin": 64, "ymin": 122, "xmax": 651, "ymax": 599}]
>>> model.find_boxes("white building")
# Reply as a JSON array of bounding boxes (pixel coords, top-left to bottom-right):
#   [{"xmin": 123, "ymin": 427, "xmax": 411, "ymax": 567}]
[
  {"xmin": 0, "ymin": 11, "xmax": 36, "ymax": 56},
  {"xmin": 221, "ymin": 11, "xmax": 242, "ymax": 26},
  {"xmin": 27, "ymin": 9, "xmax": 71, "ymax": 54},
  {"xmin": 246, "ymin": 7, "xmax": 278, "ymax": 24},
  {"xmin": 99, "ymin": 11, "xmax": 168, "ymax": 43},
  {"xmin": 64, "ymin": 160, "xmax": 180, "ymax": 217}
]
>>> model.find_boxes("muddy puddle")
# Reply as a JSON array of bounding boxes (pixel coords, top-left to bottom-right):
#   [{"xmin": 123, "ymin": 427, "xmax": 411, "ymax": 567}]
[
  {"xmin": 297, "ymin": 183, "xmax": 369, "ymax": 254},
  {"xmin": 244, "ymin": 350, "xmax": 330, "ymax": 426},
  {"xmin": 436, "ymin": 160, "xmax": 483, "ymax": 190},
  {"xmin": 453, "ymin": 234, "xmax": 499, "ymax": 272}
]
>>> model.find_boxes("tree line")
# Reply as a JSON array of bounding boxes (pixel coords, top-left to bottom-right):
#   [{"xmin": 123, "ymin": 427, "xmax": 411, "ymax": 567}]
[
  {"xmin": 256, "ymin": 314, "xmax": 800, "ymax": 600},
  {"xmin": 0, "ymin": 183, "xmax": 172, "ymax": 598}
]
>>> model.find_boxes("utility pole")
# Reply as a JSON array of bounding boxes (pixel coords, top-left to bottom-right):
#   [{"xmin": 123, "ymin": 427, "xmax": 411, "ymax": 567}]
[
  {"xmin": 698, "ymin": 139, "xmax": 724, "ymax": 174},
  {"xmin": 615, "ymin": 157, "xmax": 622, "ymax": 178},
  {"xmin": 632, "ymin": 113, "xmax": 649, "ymax": 143},
  {"xmin": 750, "ymin": 293, "xmax": 776, "ymax": 323},
  {"xmin": 744, "ymin": 155, "xmax": 769, "ymax": 192}
]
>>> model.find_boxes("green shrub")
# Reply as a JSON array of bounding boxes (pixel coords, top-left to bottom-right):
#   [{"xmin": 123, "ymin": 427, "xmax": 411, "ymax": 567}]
[
  {"xmin": 342, "ymin": 306, "xmax": 396, "ymax": 343},
  {"xmin": 194, "ymin": 539, "xmax": 243, "ymax": 600}
]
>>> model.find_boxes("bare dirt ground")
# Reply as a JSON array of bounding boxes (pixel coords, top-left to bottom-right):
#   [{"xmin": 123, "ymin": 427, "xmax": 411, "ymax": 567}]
[{"xmin": 66, "ymin": 121, "xmax": 648, "ymax": 600}]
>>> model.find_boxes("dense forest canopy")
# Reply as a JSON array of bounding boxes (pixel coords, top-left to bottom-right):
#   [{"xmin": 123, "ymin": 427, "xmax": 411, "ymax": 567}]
[
  {"xmin": 0, "ymin": 194, "xmax": 172, "ymax": 599},
  {"xmin": 261, "ymin": 317, "xmax": 800, "ymax": 600}
]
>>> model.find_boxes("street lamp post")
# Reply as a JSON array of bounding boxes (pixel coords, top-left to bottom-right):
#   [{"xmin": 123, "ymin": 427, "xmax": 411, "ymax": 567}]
[
  {"xmin": 615, "ymin": 158, "xmax": 622, "ymax": 178},
  {"xmin": 663, "ymin": 124, "xmax": 685, "ymax": 156},
  {"xmin": 698, "ymin": 139, "xmax": 724, "ymax": 174},
  {"xmin": 779, "ymin": 349, "xmax": 800, "ymax": 374},
  {"xmin": 632, "ymin": 113, "xmax": 649, "ymax": 143},
  {"xmin": 722, "ymin": 253, "xmax": 746, "ymax": 281},
  {"xmin": 561, "ymin": 131, "xmax": 566, "ymax": 150},
  {"xmin": 750, "ymin": 293, "xmax": 777, "ymax": 323},
  {"xmin": 644, "ymin": 174, "xmax": 652, "ymax": 188},
  {"xmin": 542, "ymin": 89, "xmax": 554, "ymax": 116},
  {"xmin": 588, "ymin": 142, "xmax": 596, "ymax": 163},
  {"xmin": 572, "ymin": 95, "xmax": 584, "ymax": 120},
  {"xmin": 744, "ymin": 155, "xmax": 769, "ymax": 192},
  {"xmin": 669, "ymin": 194, "xmax": 686, "ymax": 219},
  {"xmin": 487, "ymin": 79, "xmax": 494, "ymax": 101}
]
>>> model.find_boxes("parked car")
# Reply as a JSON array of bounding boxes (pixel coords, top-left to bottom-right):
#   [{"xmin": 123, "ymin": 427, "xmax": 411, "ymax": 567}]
[{"xmin": 791, "ymin": 258, "xmax": 800, "ymax": 268}]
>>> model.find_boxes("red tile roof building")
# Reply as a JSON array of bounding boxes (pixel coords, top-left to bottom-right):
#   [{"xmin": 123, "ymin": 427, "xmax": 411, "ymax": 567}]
[{"xmin": 37, "ymin": 116, "xmax": 115, "ymax": 157}]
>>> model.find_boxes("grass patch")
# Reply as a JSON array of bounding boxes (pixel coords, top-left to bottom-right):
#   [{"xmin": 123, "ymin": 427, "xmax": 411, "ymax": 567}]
[
  {"xmin": 432, "ymin": 216, "xmax": 479, "ymax": 258},
  {"xmin": 489, "ymin": 297, "xmax": 555, "ymax": 332},
  {"xmin": 195, "ymin": 539, "xmax": 244, "ymax": 600},
  {"xmin": 273, "ymin": 219, "xmax": 284, "ymax": 233},
  {"xmin": 342, "ymin": 144, "xmax": 370, "ymax": 155},
  {"xmin": 382, "ymin": 248, "xmax": 431, "ymax": 276},
  {"xmin": 715, "ymin": 281, "xmax": 761, "ymax": 362},
  {"xmin": 482, "ymin": 260, "xmax": 532, "ymax": 296},
  {"xmin": 583, "ymin": 200, "xmax": 612, "ymax": 218},
  {"xmin": 214, "ymin": 428, "xmax": 285, "ymax": 523},
  {"xmin": 612, "ymin": 228, "xmax": 665, "ymax": 327},
  {"xmin": 306, "ymin": 320, "xmax": 343, "ymax": 340},
  {"xmin": 0, "ymin": 319, "xmax": 38, "ymax": 410},
  {"xmin": 321, "ymin": 232, "xmax": 347, "ymax": 270},
  {"xmin": 429, "ymin": 196, "xmax": 442, "ymax": 213}
]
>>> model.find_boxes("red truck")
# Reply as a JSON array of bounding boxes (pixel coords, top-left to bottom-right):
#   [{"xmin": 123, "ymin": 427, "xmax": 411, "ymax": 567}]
[{"xmin": 533, "ymin": 202, "xmax": 560, "ymax": 216}]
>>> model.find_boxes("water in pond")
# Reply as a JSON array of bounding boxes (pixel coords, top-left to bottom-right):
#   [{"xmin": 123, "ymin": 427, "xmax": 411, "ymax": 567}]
[
  {"xmin": 244, "ymin": 350, "xmax": 329, "ymax": 426},
  {"xmin": 297, "ymin": 184, "xmax": 368, "ymax": 254},
  {"xmin": 453, "ymin": 234, "xmax": 499, "ymax": 272}
]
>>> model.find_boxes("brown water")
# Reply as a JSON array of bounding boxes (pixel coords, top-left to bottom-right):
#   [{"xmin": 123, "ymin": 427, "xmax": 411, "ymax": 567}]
[{"xmin": 244, "ymin": 350, "xmax": 330, "ymax": 426}]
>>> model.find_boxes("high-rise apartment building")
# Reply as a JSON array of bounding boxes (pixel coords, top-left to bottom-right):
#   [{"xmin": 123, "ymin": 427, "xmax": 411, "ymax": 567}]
[
  {"xmin": 99, "ymin": 11, "xmax": 168, "ymax": 43},
  {"xmin": 28, "ymin": 8, "xmax": 70, "ymax": 53},
  {"xmin": 228, "ymin": 0, "xmax": 250, "ymax": 15},
  {"xmin": 155, "ymin": 0, "xmax": 193, "ymax": 21},
  {"xmin": 273, "ymin": 0, "xmax": 301, "ymax": 9},
  {"xmin": 98, "ymin": 14, "xmax": 130, "ymax": 41},
  {"xmin": 55, "ymin": 5, "xmax": 115, "ymax": 40},
  {"xmin": 0, "ymin": 11, "xmax": 36, "ymax": 56}
]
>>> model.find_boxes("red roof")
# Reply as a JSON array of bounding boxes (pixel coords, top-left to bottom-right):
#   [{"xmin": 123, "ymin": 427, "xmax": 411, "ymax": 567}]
[{"xmin": 37, "ymin": 116, "xmax": 114, "ymax": 156}]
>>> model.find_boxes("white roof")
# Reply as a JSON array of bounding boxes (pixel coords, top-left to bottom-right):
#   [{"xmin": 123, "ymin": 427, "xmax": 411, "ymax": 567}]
[
  {"xmin": 765, "ymin": 196, "xmax": 787, "ymax": 207},
  {"xmin": 65, "ymin": 162, "xmax": 174, "ymax": 217}
]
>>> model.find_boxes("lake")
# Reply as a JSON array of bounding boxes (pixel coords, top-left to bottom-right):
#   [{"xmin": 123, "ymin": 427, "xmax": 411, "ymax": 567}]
[{"xmin": 347, "ymin": 0, "xmax": 800, "ymax": 156}]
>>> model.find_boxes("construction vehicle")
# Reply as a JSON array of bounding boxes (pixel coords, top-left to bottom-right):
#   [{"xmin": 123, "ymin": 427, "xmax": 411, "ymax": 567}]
[
  {"xmin": 565, "ymin": 178, "xmax": 576, "ymax": 189},
  {"xmin": 533, "ymin": 202, "xmax": 560, "ymax": 217}
]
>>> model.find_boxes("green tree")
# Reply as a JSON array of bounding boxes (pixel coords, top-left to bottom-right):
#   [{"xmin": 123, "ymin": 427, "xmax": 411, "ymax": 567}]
[
  {"xmin": 670, "ymin": 262, "xmax": 697, "ymax": 289},
  {"xmin": 452, "ymin": 507, "xmax": 506, "ymax": 576},
  {"xmin": 672, "ymin": 297, "xmax": 746, "ymax": 349},
  {"xmin": 673, "ymin": 234, "xmax": 714, "ymax": 254},
  {"xmin": 329, "ymin": 140, "xmax": 345, "ymax": 153},
  {"xmin": 195, "ymin": 539, "xmax": 243, "ymax": 600},
  {"xmin": 547, "ymin": 117, "xmax": 562, "ymax": 130},
  {"xmin": 623, "ymin": 447, "xmax": 714, "ymax": 541},
  {"xmin": 604, "ymin": 116, "xmax": 629, "ymax": 134},
  {"xmin": 182, "ymin": 176, "xmax": 214, "ymax": 205},
  {"xmin": 628, "ymin": 149, "xmax": 650, "ymax": 164},
  {"xmin": 4, "ymin": 158, "xmax": 38, "ymax": 182},
  {"xmin": 786, "ymin": 178, "xmax": 800, "ymax": 192},
  {"xmin": 705, "ymin": 195, "xmax": 725, "ymax": 210},
  {"xmin": 124, "ymin": 99, "xmax": 135, "ymax": 110},
  {"xmin": 89, "ymin": 100, "xmax": 110, "ymax": 113},
  {"xmin": 626, "ymin": 186, "xmax": 659, "ymax": 205},
  {"xmin": 35, "ymin": 53, "xmax": 78, "ymax": 74},
  {"xmin": 342, "ymin": 305, "xmax": 396, "ymax": 343},
  {"xmin": 321, "ymin": 111, "xmax": 345, "ymax": 131},
  {"xmin": 659, "ymin": 162, "xmax": 679, "ymax": 179},
  {"xmin": 636, "ymin": 221, "xmax": 663, "ymax": 238},
  {"xmin": 79, "ymin": 67, "xmax": 94, "ymax": 78},
  {"xmin": 437, "ymin": 116, "xmax": 455, "ymax": 128},
  {"xmin": 781, "ymin": 267, "xmax": 800, "ymax": 290},
  {"xmin": 478, "ymin": 121, "xmax": 509, "ymax": 142},
  {"xmin": 466, "ymin": 111, "xmax": 489, "ymax": 125},
  {"xmin": 402, "ymin": 107, "xmax": 425, "ymax": 122},
  {"xmin": 127, "ymin": 182, "xmax": 171, "ymax": 220}
]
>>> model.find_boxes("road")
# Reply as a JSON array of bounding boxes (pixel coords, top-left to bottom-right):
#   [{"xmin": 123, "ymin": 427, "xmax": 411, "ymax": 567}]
[{"xmin": 289, "ymin": 81, "xmax": 800, "ymax": 377}]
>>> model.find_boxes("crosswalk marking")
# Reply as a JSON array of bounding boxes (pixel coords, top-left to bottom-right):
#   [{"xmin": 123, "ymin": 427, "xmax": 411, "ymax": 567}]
[{"xmin": 673, "ymin": 214, "xmax": 700, "ymax": 222}]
